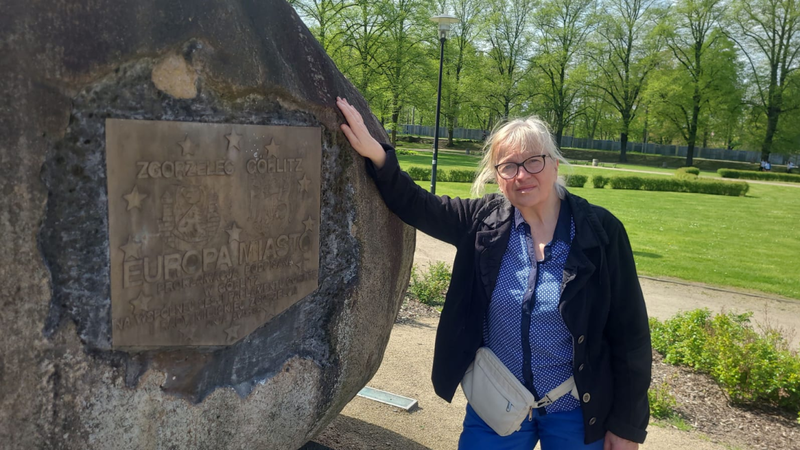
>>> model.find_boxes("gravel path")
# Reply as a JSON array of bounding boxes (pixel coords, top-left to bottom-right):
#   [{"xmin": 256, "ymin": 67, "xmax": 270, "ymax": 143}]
[{"xmin": 310, "ymin": 230, "xmax": 800, "ymax": 449}]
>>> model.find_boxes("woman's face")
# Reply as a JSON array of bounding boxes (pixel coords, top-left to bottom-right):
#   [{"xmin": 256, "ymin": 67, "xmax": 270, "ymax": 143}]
[{"xmin": 494, "ymin": 144, "xmax": 559, "ymax": 211}]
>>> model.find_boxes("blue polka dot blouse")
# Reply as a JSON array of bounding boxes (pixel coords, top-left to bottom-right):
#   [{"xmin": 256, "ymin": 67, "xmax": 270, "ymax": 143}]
[{"xmin": 482, "ymin": 199, "xmax": 580, "ymax": 414}]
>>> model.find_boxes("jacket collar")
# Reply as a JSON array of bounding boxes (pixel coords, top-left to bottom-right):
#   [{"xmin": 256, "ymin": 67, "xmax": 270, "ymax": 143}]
[
  {"xmin": 476, "ymin": 192, "xmax": 608, "ymax": 303},
  {"xmin": 476, "ymin": 196, "xmax": 514, "ymax": 301},
  {"xmin": 481, "ymin": 192, "xmax": 607, "ymax": 251}
]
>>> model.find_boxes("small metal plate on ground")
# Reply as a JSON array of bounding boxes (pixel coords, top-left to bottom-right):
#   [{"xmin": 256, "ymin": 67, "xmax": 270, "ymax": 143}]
[
  {"xmin": 106, "ymin": 119, "xmax": 321, "ymax": 348},
  {"xmin": 357, "ymin": 386, "xmax": 418, "ymax": 411}
]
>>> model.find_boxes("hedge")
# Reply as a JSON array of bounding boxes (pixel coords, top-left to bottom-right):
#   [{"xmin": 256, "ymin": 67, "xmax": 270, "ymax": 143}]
[
  {"xmin": 395, "ymin": 149, "xmax": 421, "ymax": 156},
  {"xmin": 406, "ymin": 166, "xmax": 432, "ymax": 181},
  {"xmin": 718, "ymin": 169, "xmax": 800, "ymax": 183},
  {"xmin": 447, "ymin": 169, "xmax": 478, "ymax": 183},
  {"xmin": 609, "ymin": 175, "xmax": 749, "ymax": 196},
  {"xmin": 676, "ymin": 167, "xmax": 699, "ymax": 180},
  {"xmin": 560, "ymin": 147, "xmax": 762, "ymax": 172},
  {"xmin": 405, "ymin": 167, "xmax": 477, "ymax": 183},
  {"xmin": 591, "ymin": 175, "xmax": 610, "ymax": 188},
  {"xmin": 566, "ymin": 174, "xmax": 588, "ymax": 187}
]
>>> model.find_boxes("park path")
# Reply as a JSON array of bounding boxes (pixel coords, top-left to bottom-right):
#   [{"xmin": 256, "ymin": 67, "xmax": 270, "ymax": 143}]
[{"xmin": 314, "ymin": 231, "xmax": 800, "ymax": 450}]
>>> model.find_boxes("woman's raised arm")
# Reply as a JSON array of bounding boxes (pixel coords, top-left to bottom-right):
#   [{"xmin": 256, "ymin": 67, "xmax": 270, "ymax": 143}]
[{"xmin": 336, "ymin": 96, "xmax": 487, "ymax": 246}]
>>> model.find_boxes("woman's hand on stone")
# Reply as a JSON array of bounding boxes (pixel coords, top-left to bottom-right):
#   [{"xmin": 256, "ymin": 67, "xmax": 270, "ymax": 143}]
[
  {"xmin": 337, "ymin": 97, "xmax": 386, "ymax": 168},
  {"xmin": 603, "ymin": 431, "xmax": 638, "ymax": 450}
]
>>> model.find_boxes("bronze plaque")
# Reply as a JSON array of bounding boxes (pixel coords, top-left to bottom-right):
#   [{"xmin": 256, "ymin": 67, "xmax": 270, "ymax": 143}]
[{"xmin": 106, "ymin": 119, "xmax": 321, "ymax": 348}]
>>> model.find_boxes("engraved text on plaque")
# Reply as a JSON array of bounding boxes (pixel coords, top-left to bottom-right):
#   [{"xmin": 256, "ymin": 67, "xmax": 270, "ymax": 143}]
[{"xmin": 106, "ymin": 119, "xmax": 321, "ymax": 348}]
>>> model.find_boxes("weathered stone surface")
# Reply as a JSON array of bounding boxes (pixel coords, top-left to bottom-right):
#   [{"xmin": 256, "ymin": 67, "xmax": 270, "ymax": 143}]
[{"xmin": 0, "ymin": 1, "xmax": 414, "ymax": 448}]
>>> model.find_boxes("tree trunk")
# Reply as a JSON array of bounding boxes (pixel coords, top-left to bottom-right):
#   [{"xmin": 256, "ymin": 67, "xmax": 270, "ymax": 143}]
[
  {"xmin": 762, "ymin": 103, "xmax": 780, "ymax": 161},
  {"xmin": 619, "ymin": 116, "xmax": 630, "ymax": 162},
  {"xmin": 620, "ymin": 132, "xmax": 628, "ymax": 162},
  {"xmin": 642, "ymin": 105, "xmax": 649, "ymax": 144},
  {"xmin": 390, "ymin": 102, "xmax": 400, "ymax": 146},
  {"xmin": 685, "ymin": 86, "xmax": 701, "ymax": 167},
  {"xmin": 447, "ymin": 115, "xmax": 455, "ymax": 147}
]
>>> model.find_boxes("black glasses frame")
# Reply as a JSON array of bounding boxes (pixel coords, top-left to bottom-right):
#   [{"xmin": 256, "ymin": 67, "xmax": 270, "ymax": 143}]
[{"xmin": 494, "ymin": 154, "xmax": 549, "ymax": 179}]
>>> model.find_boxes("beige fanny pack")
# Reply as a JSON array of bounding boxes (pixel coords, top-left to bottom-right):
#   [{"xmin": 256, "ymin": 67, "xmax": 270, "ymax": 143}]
[{"xmin": 461, "ymin": 347, "xmax": 580, "ymax": 436}]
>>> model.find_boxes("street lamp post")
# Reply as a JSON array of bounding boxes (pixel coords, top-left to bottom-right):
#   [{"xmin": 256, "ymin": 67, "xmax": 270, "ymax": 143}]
[{"xmin": 429, "ymin": 14, "xmax": 459, "ymax": 195}]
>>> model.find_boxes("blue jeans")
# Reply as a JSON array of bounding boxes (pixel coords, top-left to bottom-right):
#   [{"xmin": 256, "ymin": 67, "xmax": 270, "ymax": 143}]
[{"xmin": 458, "ymin": 404, "xmax": 604, "ymax": 450}]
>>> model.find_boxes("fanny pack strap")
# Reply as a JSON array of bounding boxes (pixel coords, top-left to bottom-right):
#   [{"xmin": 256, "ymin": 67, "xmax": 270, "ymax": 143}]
[{"xmin": 531, "ymin": 376, "xmax": 579, "ymax": 409}]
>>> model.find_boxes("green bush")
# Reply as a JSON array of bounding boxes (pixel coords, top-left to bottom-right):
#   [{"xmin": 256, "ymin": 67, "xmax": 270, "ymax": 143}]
[
  {"xmin": 684, "ymin": 167, "xmax": 700, "ymax": 175},
  {"xmin": 608, "ymin": 175, "xmax": 748, "ymax": 196},
  {"xmin": 591, "ymin": 175, "xmax": 610, "ymax": 188},
  {"xmin": 447, "ymin": 169, "xmax": 478, "ymax": 183},
  {"xmin": 406, "ymin": 167, "xmax": 470, "ymax": 183},
  {"xmin": 641, "ymin": 177, "xmax": 686, "ymax": 191},
  {"xmin": 609, "ymin": 176, "xmax": 645, "ymax": 190},
  {"xmin": 395, "ymin": 149, "xmax": 421, "ymax": 156},
  {"xmin": 676, "ymin": 167, "xmax": 700, "ymax": 180},
  {"xmin": 648, "ymin": 381, "xmax": 679, "ymax": 420},
  {"xmin": 651, "ymin": 309, "xmax": 800, "ymax": 412},
  {"xmin": 407, "ymin": 262, "xmax": 452, "ymax": 307},
  {"xmin": 406, "ymin": 166, "xmax": 431, "ymax": 181},
  {"xmin": 566, "ymin": 174, "xmax": 588, "ymax": 187},
  {"xmin": 718, "ymin": 168, "xmax": 800, "ymax": 183}
]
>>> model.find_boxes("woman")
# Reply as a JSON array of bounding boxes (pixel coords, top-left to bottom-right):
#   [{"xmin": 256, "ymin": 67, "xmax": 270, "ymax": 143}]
[{"xmin": 337, "ymin": 97, "xmax": 651, "ymax": 450}]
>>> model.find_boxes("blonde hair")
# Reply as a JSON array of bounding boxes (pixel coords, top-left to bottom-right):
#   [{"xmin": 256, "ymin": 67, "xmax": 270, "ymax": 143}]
[{"xmin": 471, "ymin": 116, "xmax": 570, "ymax": 198}]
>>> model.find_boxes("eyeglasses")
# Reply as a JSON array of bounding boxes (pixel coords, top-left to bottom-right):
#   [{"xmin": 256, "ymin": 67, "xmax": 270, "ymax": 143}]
[{"xmin": 494, "ymin": 155, "xmax": 549, "ymax": 179}]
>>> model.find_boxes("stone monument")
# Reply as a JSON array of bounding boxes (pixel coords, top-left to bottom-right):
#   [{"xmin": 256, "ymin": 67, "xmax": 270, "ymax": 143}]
[{"xmin": 0, "ymin": 1, "xmax": 415, "ymax": 448}]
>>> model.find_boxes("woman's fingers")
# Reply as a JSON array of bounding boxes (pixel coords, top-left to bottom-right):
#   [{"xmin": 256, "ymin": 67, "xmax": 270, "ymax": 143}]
[
  {"xmin": 336, "ymin": 96, "xmax": 386, "ymax": 168},
  {"xmin": 338, "ymin": 98, "xmax": 364, "ymax": 130},
  {"xmin": 340, "ymin": 123, "xmax": 358, "ymax": 146}
]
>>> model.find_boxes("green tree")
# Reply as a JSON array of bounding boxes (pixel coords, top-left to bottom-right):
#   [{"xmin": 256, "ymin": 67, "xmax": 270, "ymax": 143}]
[
  {"xmin": 376, "ymin": 0, "xmax": 434, "ymax": 144},
  {"xmin": 288, "ymin": 0, "xmax": 354, "ymax": 53},
  {"xmin": 532, "ymin": 0, "xmax": 596, "ymax": 146},
  {"xmin": 439, "ymin": 0, "xmax": 484, "ymax": 145},
  {"xmin": 484, "ymin": 0, "xmax": 537, "ymax": 119},
  {"xmin": 660, "ymin": 0, "xmax": 725, "ymax": 166},
  {"xmin": 338, "ymin": 0, "xmax": 388, "ymax": 100},
  {"xmin": 729, "ymin": 0, "xmax": 800, "ymax": 161},
  {"xmin": 649, "ymin": 31, "xmax": 741, "ymax": 162},
  {"xmin": 589, "ymin": 0, "xmax": 665, "ymax": 162}
]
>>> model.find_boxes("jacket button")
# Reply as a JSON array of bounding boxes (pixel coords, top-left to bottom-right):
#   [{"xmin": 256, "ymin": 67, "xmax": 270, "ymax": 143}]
[
  {"xmin": 578, "ymin": 363, "xmax": 585, "ymax": 371},
  {"xmin": 583, "ymin": 393, "xmax": 591, "ymax": 403},
  {"xmin": 589, "ymin": 417, "xmax": 597, "ymax": 425},
  {"xmin": 577, "ymin": 335, "xmax": 585, "ymax": 344}
]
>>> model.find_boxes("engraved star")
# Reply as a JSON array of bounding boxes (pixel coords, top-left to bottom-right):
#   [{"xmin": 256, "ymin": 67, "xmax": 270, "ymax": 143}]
[
  {"xmin": 226, "ymin": 222, "xmax": 242, "ymax": 243},
  {"xmin": 264, "ymin": 138, "xmax": 280, "ymax": 154},
  {"xmin": 129, "ymin": 291, "xmax": 152, "ymax": 313},
  {"xmin": 225, "ymin": 324, "xmax": 240, "ymax": 343},
  {"xmin": 120, "ymin": 235, "xmax": 142, "ymax": 261},
  {"xmin": 303, "ymin": 216, "xmax": 315, "ymax": 232},
  {"xmin": 179, "ymin": 324, "xmax": 197, "ymax": 342},
  {"xmin": 123, "ymin": 185, "xmax": 147, "ymax": 211},
  {"xmin": 298, "ymin": 174, "xmax": 311, "ymax": 193},
  {"xmin": 225, "ymin": 129, "xmax": 242, "ymax": 152},
  {"xmin": 178, "ymin": 135, "xmax": 194, "ymax": 156}
]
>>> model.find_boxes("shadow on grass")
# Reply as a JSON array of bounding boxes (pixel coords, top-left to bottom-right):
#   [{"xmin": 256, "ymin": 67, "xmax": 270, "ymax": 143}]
[
  {"xmin": 307, "ymin": 414, "xmax": 433, "ymax": 450},
  {"xmin": 633, "ymin": 251, "xmax": 663, "ymax": 259}
]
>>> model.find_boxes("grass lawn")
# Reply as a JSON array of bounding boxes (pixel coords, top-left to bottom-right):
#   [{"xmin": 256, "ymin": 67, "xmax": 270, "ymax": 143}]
[{"xmin": 400, "ymin": 153, "xmax": 800, "ymax": 300}]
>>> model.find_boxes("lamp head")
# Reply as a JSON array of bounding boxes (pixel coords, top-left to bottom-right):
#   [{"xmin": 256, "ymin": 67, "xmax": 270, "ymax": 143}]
[{"xmin": 430, "ymin": 14, "xmax": 459, "ymax": 40}]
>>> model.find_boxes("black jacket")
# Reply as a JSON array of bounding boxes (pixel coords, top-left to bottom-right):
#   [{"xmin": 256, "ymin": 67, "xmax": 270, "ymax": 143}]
[{"xmin": 366, "ymin": 146, "xmax": 651, "ymax": 444}]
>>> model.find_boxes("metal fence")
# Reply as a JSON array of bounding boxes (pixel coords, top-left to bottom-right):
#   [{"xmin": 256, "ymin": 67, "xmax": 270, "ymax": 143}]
[{"xmin": 402, "ymin": 124, "xmax": 799, "ymax": 165}]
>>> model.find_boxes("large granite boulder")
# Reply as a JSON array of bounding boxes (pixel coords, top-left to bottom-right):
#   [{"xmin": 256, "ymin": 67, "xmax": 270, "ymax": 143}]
[{"xmin": 0, "ymin": 1, "xmax": 415, "ymax": 448}]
